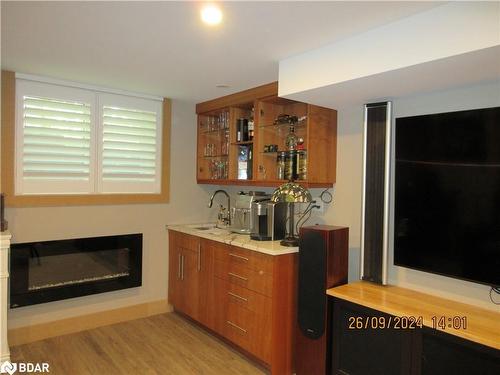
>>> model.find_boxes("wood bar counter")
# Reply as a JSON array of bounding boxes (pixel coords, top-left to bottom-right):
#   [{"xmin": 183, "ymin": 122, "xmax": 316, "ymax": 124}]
[
  {"xmin": 327, "ymin": 281, "xmax": 499, "ymax": 349},
  {"xmin": 328, "ymin": 282, "xmax": 500, "ymax": 375}
]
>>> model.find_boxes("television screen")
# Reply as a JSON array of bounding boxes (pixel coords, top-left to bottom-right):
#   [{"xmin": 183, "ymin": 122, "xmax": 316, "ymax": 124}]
[{"xmin": 394, "ymin": 106, "xmax": 500, "ymax": 287}]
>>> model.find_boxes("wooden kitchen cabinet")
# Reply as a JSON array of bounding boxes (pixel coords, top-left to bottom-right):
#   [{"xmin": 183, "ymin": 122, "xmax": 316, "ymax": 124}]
[
  {"xmin": 196, "ymin": 82, "xmax": 337, "ymax": 188},
  {"xmin": 211, "ymin": 244, "xmax": 274, "ymax": 363},
  {"xmin": 197, "ymin": 238, "xmax": 216, "ymax": 329},
  {"xmin": 168, "ymin": 231, "xmax": 200, "ymax": 320},
  {"xmin": 168, "ymin": 230, "xmax": 298, "ymax": 375},
  {"xmin": 168, "ymin": 232, "xmax": 217, "ymax": 322}
]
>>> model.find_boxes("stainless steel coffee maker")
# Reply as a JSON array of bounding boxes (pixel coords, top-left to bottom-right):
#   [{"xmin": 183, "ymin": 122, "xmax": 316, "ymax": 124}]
[
  {"xmin": 230, "ymin": 191, "xmax": 268, "ymax": 234},
  {"xmin": 250, "ymin": 199, "xmax": 287, "ymax": 241}
]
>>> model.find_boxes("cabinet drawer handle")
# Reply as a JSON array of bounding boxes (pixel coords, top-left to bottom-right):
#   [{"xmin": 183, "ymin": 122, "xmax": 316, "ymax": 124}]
[
  {"xmin": 228, "ymin": 292, "xmax": 248, "ymax": 302},
  {"xmin": 178, "ymin": 253, "xmax": 182, "ymax": 280},
  {"xmin": 229, "ymin": 253, "xmax": 249, "ymax": 262},
  {"xmin": 226, "ymin": 320, "xmax": 247, "ymax": 333},
  {"xmin": 228, "ymin": 272, "xmax": 248, "ymax": 281},
  {"xmin": 181, "ymin": 254, "xmax": 185, "ymax": 281},
  {"xmin": 197, "ymin": 243, "xmax": 201, "ymax": 272}
]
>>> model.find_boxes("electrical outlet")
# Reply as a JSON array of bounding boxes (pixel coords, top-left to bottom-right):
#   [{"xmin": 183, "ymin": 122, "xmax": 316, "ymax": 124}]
[{"xmin": 313, "ymin": 198, "xmax": 324, "ymax": 213}]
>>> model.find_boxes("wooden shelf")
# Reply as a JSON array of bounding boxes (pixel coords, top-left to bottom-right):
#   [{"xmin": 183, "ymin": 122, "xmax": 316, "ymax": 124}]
[
  {"xmin": 260, "ymin": 150, "xmax": 307, "ymax": 155},
  {"xmin": 197, "ymin": 178, "xmax": 333, "ymax": 188},
  {"xmin": 258, "ymin": 119, "xmax": 307, "ymax": 129},
  {"xmin": 231, "ymin": 141, "xmax": 254, "ymax": 145},
  {"xmin": 201, "ymin": 128, "xmax": 228, "ymax": 135},
  {"xmin": 201, "ymin": 155, "xmax": 228, "ymax": 159},
  {"xmin": 327, "ymin": 281, "xmax": 500, "ymax": 350}
]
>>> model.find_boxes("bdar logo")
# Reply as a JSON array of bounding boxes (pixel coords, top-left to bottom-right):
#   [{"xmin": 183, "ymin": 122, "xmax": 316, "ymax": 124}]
[{"xmin": 0, "ymin": 361, "xmax": 17, "ymax": 375}]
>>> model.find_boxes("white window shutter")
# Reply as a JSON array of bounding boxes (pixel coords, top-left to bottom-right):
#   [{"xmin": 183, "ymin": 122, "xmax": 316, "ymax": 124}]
[
  {"xmin": 15, "ymin": 80, "xmax": 96, "ymax": 195},
  {"xmin": 98, "ymin": 93, "xmax": 162, "ymax": 193},
  {"xmin": 15, "ymin": 77, "xmax": 163, "ymax": 196}
]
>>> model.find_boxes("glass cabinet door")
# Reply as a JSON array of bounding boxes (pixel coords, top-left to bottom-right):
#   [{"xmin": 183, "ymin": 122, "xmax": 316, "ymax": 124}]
[{"xmin": 197, "ymin": 111, "xmax": 230, "ymax": 180}]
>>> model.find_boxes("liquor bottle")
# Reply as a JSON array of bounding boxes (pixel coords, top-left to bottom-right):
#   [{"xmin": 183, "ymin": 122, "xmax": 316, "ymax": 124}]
[
  {"xmin": 285, "ymin": 125, "xmax": 299, "ymax": 151},
  {"xmin": 248, "ymin": 108, "xmax": 254, "ymax": 140}
]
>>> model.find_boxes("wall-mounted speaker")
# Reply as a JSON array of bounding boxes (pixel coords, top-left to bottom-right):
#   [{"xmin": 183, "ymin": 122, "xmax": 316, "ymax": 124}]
[
  {"xmin": 360, "ymin": 102, "xmax": 392, "ymax": 285},
  {"xmin": 295, "ymin": 225, "xmax": 349, "ymax": 375}
]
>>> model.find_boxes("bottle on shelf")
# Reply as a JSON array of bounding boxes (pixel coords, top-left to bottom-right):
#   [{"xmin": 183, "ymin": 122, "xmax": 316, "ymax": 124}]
[
  {"xmin": 248, "ymin": 108, "xmax": 254, "ymax": 140},
  {"xmin": 276, "ymin": 151, "xmax": 286, "ymax": 180},
  {"xmin": 297, "ymin": 150, "xmax": 307, "ymax": 180},
  {"xmin": 297, "ymin": 137, "xmax": 305, "ymax": 150},
  {"xmin": 285, "ymin": 125, "xmax": 299, "ymax": 151},
  {"xmin": 237, "ymin": 118, "xmax": 249, "ymax": 142}
]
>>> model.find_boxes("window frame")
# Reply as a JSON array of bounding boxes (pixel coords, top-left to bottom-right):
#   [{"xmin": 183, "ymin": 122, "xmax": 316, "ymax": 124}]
[{"xmin": 1, "ymin": 71, "xmax": 171, "ymax": 207}]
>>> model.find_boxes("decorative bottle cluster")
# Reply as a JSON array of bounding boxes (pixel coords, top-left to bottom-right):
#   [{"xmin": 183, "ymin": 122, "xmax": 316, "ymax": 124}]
[{"xmin": 275, "ymin": 120, "xmax": 307, "ymax": 180}]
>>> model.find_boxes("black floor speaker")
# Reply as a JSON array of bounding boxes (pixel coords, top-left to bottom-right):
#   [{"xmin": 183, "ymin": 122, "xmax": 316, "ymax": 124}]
[
  {"xmin": 361, "ymin": 101, "xmax": 392, "ymax": 284},
  {"xmin": 295, "ymin": 225, "xmax": 349, "ymax": 375}
]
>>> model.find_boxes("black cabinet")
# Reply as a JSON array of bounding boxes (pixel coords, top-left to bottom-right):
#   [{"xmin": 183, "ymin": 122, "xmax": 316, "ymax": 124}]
[
  {"xmin": 420, "ymin": 329, "xmax": 500, "ymax": 375},
  {"xmin": 331, "ymin": 298, "xmax": 500, "ymax": 375},
  {"xmin": 332, "ymin": 301, "xmax": 412, "ymax": 375}
]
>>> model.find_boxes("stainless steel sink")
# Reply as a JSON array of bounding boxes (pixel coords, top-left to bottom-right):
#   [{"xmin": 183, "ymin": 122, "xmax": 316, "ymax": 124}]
[
  {"xmin": 186, "ymin": 223, "xmax": 219, "ymax": 231},
  {"xmin": 186, "ymin": 223, "xmax": 230, "ymax": 236}
]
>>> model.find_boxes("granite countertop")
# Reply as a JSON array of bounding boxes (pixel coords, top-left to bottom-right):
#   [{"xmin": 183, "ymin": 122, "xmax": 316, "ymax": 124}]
[{"xmin": 167, "ymin": 224, "xmax": 298, "ymax": 256}]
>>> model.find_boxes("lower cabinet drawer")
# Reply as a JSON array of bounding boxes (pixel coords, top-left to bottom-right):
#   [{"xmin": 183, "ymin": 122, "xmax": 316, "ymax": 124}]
[
  {"xmin": 214, "ymin": 245, "xmax": 274, "ymax": 274},
  {"xmin": 213, "ymin": 277, "xmax": 272, "ymax": 363},
  {"xmin": 226, "ymin": 281, "xmax": 268, "ymax": 314},
  {"xmin": 214, "ymin": 259, "xmax": 273, "ymax": 297}
]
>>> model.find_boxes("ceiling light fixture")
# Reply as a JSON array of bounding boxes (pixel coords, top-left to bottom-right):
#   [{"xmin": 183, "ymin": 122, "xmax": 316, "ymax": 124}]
[{"xmin": 201, "ymin": 4, "xmax": 223, "ymax": 26}]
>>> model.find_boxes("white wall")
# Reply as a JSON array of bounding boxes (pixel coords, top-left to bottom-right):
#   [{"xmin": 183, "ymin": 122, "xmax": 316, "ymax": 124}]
[
  {"xmin": 307, "ymin": 80, "xmax": 500, "ymax": 311},
  {"xmin": 6, "ymin": 99, "xmax": 218, "ymax": 329},
  {"xmin": 279, "ymin": 2, "xmax": 500, "ymax": 97}
]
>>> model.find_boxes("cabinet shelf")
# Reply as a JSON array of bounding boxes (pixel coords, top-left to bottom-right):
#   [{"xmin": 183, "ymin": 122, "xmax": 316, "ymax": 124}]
[
  {"xmin": 261, "ymin": 151, "xmax": 278, "ymax": 155},
  {"xmin": 260, "ymin": 149, "xmax": 307, "ymax": 155},
  {"xmin": 258, "ymin": 119, "xmax": 307, "ymax": 129},
  {"xmin": 196, "ymin": 82, "xmax": 337, "ymax": 187},
  {"xmin": 201, "ymin": 154, "xmax": 229, "ymax": 159},
  {"xmin": 197, "ymin": 178, "xmax": 332, "ymax": 188},
  {"xmin": 200, "ymin": 128, "xmax": 228, "ymax": 134}
]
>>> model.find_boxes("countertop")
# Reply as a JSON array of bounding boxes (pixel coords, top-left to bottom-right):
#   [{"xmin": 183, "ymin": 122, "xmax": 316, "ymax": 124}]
[
  {"xmin": 167, "ymin": 224, "xmax": 298, "ymax": 256},
  {"xmin": 327, "ymin": 281, "xmax": 500, "ymax": 350}
]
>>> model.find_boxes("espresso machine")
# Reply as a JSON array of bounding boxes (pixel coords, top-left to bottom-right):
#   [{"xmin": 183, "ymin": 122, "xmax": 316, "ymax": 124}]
[
  {"xmin": 230, "ymin": 191, "xmax": 268, "ymax": 234},
  {"xmin": 250, "ymin": 200, "xmax": 287, "ymax": 241}
]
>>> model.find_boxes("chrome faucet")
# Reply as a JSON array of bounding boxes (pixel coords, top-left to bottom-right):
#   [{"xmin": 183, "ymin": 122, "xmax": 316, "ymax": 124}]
[{"xmin": 208, "ymin": 190, "xmax": 231, "ymax": 227}]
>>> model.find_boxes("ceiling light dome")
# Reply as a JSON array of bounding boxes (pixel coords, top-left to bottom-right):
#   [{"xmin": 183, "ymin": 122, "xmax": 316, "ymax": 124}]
[{"xmin": 201, "ymin": 4, "xmax": 223, "ymax": 26}]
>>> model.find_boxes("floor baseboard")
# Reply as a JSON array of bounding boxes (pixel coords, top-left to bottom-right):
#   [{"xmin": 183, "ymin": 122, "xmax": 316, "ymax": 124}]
[{"xmin": 8, "ymin": 300, "xmax": 172, "ymax": 346}]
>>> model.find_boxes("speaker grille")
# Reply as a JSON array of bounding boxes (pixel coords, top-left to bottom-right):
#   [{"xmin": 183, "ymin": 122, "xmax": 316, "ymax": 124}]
[
  {"xmin": 362, "ymin": 103, "xmax": 389, "ymax": 284},
  {"xmin": 298, "ymin": 230, "xmax": 326, "ymax": 339}
]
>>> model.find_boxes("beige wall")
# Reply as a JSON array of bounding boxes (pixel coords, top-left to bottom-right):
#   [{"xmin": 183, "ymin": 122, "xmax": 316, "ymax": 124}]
[
  {"xmin": 6, "ymin": 99, "xmax": 218, "ymax": 329},
  {"xmin": 6, "ymin": 81, "xmax": 500, "ymax": 329}
]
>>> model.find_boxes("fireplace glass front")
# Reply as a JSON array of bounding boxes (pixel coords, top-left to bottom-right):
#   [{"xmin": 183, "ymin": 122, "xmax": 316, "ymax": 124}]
[{"xmin": 10, "ymin": 233, "xmax": 142, "ymax": 308}]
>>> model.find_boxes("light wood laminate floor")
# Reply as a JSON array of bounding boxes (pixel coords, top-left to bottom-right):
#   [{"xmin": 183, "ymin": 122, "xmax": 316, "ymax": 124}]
[{"xmin": 11, "ymin": 313, "xmax": 267, "ymax": 375}]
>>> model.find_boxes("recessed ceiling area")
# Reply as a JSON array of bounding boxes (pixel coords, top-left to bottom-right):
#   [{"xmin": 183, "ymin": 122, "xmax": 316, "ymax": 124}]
[{"xmin": 1, "ymin": 1, "xmax": 441, "ymax": 102}]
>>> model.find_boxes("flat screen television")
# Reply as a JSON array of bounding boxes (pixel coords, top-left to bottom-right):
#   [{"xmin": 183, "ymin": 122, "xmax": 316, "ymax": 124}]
[{"xmin": 394, "ymin": 106, "xmax": 500, "ymax": 288}]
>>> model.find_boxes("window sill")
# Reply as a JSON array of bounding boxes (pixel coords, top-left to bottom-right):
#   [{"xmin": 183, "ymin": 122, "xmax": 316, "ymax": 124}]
[{"xmin": 3, "ymin": 192, "xmax": 170, "ymax": 207}]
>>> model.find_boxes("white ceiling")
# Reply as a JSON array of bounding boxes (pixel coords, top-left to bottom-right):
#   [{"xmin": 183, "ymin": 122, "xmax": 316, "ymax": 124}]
[{"xmin": 1, "ymin": 1, "xmax": 442, "ymax": 102}]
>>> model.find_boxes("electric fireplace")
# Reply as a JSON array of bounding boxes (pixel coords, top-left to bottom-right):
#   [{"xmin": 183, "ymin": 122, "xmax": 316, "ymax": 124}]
[{"xmin": 10, "ymin": 233, "xmax": 142, "ymax": 308}]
